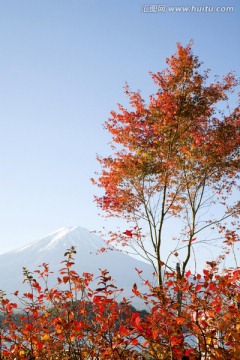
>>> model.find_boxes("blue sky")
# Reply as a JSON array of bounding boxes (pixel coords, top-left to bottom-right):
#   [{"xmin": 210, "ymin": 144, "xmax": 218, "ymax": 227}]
[{"xmin": 0, "ymin": 0, "xmax": 239, "ymax": 255}]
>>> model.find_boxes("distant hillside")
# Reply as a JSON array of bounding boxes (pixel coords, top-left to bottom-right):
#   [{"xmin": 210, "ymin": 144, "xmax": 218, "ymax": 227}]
[{"xmin": 0, "ymin": 226, "xmax": 155, "ymax": 308}]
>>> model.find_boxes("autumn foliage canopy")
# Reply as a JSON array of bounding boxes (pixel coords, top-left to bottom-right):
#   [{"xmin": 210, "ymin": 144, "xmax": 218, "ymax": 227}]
[{"xmin": 93, "ymin": 42, "xmax": 240, "ymax": 285}]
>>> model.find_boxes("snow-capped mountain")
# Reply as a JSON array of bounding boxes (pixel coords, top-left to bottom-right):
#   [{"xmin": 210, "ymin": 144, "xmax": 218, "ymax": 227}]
[{"xmin": 0, "ymin": 226, "xmax": 154, "ymax": 307}]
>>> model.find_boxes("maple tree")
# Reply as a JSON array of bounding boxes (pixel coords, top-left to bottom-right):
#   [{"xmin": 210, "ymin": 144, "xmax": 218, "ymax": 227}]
[
  {"xmin": 93, "ymin": 42, "xmax": 240, "ymax": 286},
  {"xmin": 0, "ymin": 247, "xmax": 239, "ymax": 359}
]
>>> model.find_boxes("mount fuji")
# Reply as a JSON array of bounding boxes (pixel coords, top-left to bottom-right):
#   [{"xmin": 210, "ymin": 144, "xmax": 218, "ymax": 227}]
[{"xmin": 0, "ymin": 226, "xmax": 154, "ymax": 306}]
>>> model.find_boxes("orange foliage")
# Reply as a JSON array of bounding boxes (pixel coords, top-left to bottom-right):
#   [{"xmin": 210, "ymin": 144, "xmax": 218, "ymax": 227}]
[
  {"xmin": 92, "ymin": 42, "xmax": 240, "ymax": 285},
  {"xmin": 0, "ymin": 247, "xmax": 239, "ymax": 359}
]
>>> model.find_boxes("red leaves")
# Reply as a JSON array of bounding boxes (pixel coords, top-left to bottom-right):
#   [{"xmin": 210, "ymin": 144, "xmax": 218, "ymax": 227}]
[
  {"xmin": 131, "ymin": 312, "xmax": 142, "ymax": 329},
  {"xmin": 131, "ymin": 338, "xmax": 139, "ymax": 346},
  {"xmin": 93, "ymin": 295, "xmax": 102, "ymax": 304},
  {"xmin": 183, "ymin": 237, "xmax": 197, "ymax": 243},
  {"xmin": 170, "ymin": 334, "xmax": 183, "ymax": 347},
  {"xmin": 215, "ymin": 305, "xmax": 222, "ymax": 313},
  {"xmin": 1, "ymin": 350, "xmax": 10, "ymax": 357},
  {"xmin": 5, "ymin": 302, "xmax": 18, "ymax": 312},
  {"xmin": 0, "ymin": 245, "xmax": 239, "ymax": 359},
  {"xmin": 62, "ymin": 276, "xmax": 70, "ymax": 283},
  {"xmin": 26, "ymin": 323, "xmax": 33, "ymax": 331},
  {"xmin": 119, "ymin": 325, "xmax": 129, "ymax": 337},
  {"xmin": 24, "ymin": 292, "xmax": 34, "ymax": 299},
  {"xmin": 5, "ymin": 303, "xmax": 12, "ymax": 312},
  {"xmin": 135, "ymin": 267, "xmax": 143, "ymax": 275},
  {"xmin": 185, "ymin": 348, "xmax": 194, "ymax": 356},
  {"xmin": 123, "ymin": 229, "xmax": 133, "ymax": 237},
  {"xmin": 132, "ymin": 283, "xmax": 141, "ymax": 296},
  {"xmin": 37, "ymin": 342, "xmax": 43, "ymax": 350},
  {"xmin": 195, "ymin": 284, "xmax": 201, "ymax": 292}
]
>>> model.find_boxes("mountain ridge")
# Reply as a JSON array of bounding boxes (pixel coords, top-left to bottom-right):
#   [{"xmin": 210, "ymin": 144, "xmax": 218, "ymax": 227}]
[{"xmin": 0, "ymin": 226, "xmax": 154, "ymax": 307}]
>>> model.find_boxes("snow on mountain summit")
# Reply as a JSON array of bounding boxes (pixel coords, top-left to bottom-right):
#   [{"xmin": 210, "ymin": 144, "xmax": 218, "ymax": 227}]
[{"xmin": 14, "ymin": 226, "xmax": 104, "ymax": 254}]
